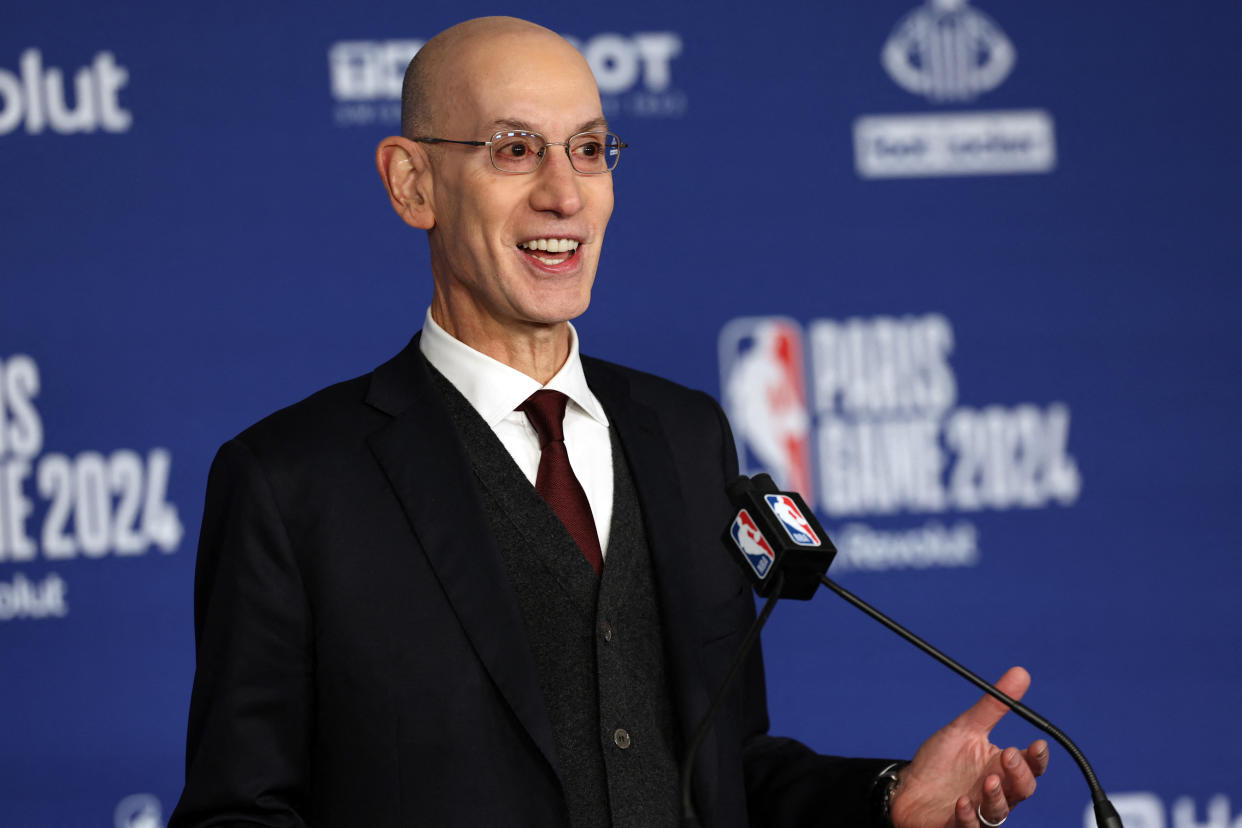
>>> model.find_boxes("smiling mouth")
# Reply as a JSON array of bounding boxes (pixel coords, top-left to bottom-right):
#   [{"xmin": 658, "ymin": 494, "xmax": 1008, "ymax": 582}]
[{"xmin": 517, "ymin": 238, "xmax": 581, "ymax": 266}]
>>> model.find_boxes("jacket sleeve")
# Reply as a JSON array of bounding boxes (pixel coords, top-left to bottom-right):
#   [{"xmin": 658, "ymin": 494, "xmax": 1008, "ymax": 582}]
[{"xmin": 169, "ymin": 438, "xmax": 313, "ymax": 828}]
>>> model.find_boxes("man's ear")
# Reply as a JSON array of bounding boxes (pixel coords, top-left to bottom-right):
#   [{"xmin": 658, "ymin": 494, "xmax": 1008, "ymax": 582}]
[{"xmin": 376, "ymin": 136, "xmax": 435, "ymax": 230}]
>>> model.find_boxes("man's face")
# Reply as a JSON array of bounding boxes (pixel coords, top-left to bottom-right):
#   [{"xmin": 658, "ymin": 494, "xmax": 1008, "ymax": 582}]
[{"xmin": 424, "ymin": 32, "xmax": 614, "ymax": 341}]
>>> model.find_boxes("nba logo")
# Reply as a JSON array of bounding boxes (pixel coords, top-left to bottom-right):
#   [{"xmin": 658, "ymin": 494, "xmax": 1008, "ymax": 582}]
[
  {"xmin": 729, "ymin": 509, "xmax": 775, "ymax": 578},
  {"xmin": 718, "ymin": 317, "xmax": 814, "ymax": 503},
  {"xmin": 764, "ymin": 494, "xmax": 820, "ymax": 547}
]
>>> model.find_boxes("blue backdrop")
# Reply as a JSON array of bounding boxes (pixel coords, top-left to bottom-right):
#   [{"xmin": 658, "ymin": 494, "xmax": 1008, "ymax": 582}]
[{"xmin": 3, "ymin": 2, "xmax": 1240, "ymax": 826}]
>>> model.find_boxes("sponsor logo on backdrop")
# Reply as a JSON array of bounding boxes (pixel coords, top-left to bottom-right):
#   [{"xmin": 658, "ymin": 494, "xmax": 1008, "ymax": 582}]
[
  {"xmin": 0, "ymin": 49, "xmax": 132, "ymax": 136},
  {"xmin": 562, "ymin": 32, "xmax": 685, "ymax": 118},
  {"xmin": 854, "ymin": 110, "xmax": 1055, "ymax": 178},
  {"xmin": 328, "ymin": 32, "xmax": 685, "ymax": 126},
  {"xmin": 1085, "ymin": 793, "xmax": 1242, "ymax": 828},
  {"xmin": 882, "ymin": 0, "xmax": 1014, "ymax": 103},
  {"xmin": 328, "ymin": 40, "xmax": 419, "ymax": 127},
  {"xmin": 115, "ymin": 793, "xmax": 164, "ymax": 828},
  {"xmin": 719, "ymin": 314, "xmax": 1080, "ymax": 572},
  {"xmin": 719, "ymin": 318, "xmax": 815, "ymax": 502},
  {"xmin": 853, "ymin": 0, "xmax": 1056, "ymax": 178},
  {"xmin": 0, "ymin": 355, "xmax": 183, "ymax": 622}
]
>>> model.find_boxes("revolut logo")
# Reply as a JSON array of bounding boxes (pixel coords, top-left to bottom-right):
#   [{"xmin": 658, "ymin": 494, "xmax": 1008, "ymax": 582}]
[
  {"xmin": 853, "ymin": 0, "xmax": 1056, "ymax": 179},
  {"xmin": 327, "ymin": 32, "xmax": 684, "ymax": 126},
  {"xmin": 0, "ymin": 355, "xmax": 183, "ymax": 622},
  {"xmin": 718, "ymin": 314, "xmax": 1080, "ymax": 572},
  {"xmin": 1085, "ymin": 793, "xmax": 1242, "ymax": 828},
  {"xmin": 0, "ymin": 49, "xmax": 132, "ymax": 136}
]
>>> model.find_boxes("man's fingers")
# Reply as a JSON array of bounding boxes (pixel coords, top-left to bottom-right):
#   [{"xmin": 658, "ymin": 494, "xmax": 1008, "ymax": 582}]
[
  {"xmin": 979, "ymin": 775, "xmax": 1011, "ymax": 826},
  {"xmin": 999, "ymin": 746, "xmax": 1039, "ymax": 803},
  {"xmin": 953, "ymin": 779, "xmax": 1010, "ymax": 828},
  {"xmin": 1025, "ymin": 739, "xmax": 1050, "ymax": 777},
  {"xmin": 954, "ymin": 794, "xmax": 978, "ymax": 826},
  {"xmin": 959, "ymin": 666, "xmax": 1032, "ymax": 732}
]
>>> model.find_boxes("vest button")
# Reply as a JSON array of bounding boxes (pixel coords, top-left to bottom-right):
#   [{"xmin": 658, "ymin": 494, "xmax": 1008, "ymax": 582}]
[
  {"xmin": 602, "ymin": 620, "xmax": 613, "ymax": 642},
  {"xmin": 613, "ymin": 728, "xmax": 631, "ymax": 750}
]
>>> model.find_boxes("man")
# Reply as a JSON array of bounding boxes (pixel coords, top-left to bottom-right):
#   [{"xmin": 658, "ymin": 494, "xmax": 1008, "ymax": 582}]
[{"xmin": 172, "ymin": 16, "xmax": 1047, "ymax": 827}]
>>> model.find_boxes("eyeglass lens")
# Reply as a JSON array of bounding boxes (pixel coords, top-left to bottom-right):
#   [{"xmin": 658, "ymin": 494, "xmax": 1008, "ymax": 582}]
[{"xmin": 490, "ymin": 131, "xmax": 621, "ymax": 173}]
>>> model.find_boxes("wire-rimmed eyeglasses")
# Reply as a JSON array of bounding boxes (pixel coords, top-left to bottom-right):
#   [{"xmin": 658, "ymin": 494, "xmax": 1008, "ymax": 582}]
[{"xmin": 410, "ymin": 130, "xmax": 626, "ymax": 175}]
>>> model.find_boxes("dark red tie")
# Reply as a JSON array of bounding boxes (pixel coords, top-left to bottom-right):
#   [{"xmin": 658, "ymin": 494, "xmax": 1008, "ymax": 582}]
[{"xmin": 518, "ymin": 390, "xmax": 603, "ymax": 574}]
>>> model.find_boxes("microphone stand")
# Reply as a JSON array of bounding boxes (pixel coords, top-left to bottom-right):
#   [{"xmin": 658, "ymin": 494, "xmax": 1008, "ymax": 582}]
[
  {"xmin": 819, "ymin": 575, "xmax": 1124, "ymax": 828},
  {"xmin": 679, "ymin": 570, "xmax": 785, "ymax": 828}
]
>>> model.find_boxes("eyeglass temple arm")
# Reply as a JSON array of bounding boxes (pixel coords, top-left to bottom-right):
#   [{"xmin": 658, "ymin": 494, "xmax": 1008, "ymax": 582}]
[
  {"xmin": 413, "ymin": 136, "xmax": 626, "ymax": 149},
  {"xmin": 409, "ymin": 137, "xmax": 488, "ymax": 147}
]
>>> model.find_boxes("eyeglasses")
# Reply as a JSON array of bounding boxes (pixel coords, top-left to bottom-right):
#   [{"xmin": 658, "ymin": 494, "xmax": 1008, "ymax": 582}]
[{"xmin": 411, "ymin": 130, "xmax": 626, "ymax": 175}]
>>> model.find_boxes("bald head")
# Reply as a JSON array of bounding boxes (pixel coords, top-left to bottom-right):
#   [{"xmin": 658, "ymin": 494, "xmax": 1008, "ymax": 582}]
[
  {"xmin": 376, "ymin": 15, "xmax": 615, "ymax": 381},
  {"xmin": 401, "ymin": 17, "xmax": 592, "ymax": 138}
]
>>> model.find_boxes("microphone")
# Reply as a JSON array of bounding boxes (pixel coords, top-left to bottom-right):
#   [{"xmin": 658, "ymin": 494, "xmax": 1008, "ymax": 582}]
[
  {"xmin": 721, "ymin": 473, "xmax": 835, "ymax": 600},
  {"xmin": 712, "ymin": 473, "xmax": 1125, "ymax": 828}
]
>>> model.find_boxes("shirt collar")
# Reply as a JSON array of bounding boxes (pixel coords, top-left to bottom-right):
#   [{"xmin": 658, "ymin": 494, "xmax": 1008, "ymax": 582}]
[{"xmin": 419, "ymin": 308, "xmax": 609, "ymax": 429}]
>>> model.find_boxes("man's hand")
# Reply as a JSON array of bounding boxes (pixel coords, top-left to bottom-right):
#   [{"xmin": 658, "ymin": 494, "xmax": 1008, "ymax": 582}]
[{"xmin": 889, "ymin": 666, "xmax": 1050, "ymax": 828}]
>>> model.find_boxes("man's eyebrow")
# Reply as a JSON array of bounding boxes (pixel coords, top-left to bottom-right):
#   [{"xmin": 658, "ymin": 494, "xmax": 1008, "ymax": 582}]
[
  {"xmin": 574, "ymin": 117, "xmax": 610, "ymax": 134},
  {"xmin": 490, "ymin": 118, "xmax": 537, "ymax": 132},
  {"xmin": 487, "ymin": 117, "xmax": 611, "ymax": 135}
]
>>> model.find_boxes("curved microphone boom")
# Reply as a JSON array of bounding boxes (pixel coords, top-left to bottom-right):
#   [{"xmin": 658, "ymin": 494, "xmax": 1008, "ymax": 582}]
[{"xmin": 714, "ymin": 473, "xmax": 1125, "ymax": 828}]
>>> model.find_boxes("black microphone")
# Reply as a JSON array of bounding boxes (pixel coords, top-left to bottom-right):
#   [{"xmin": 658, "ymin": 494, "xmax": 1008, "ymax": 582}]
[
  {"xmin": 721, "ymin": 473, "xmax": 835, "ymax": 600},
  {"xmin": 714, "ymin": 473, "xmax": 1125, "ymax": 828}
]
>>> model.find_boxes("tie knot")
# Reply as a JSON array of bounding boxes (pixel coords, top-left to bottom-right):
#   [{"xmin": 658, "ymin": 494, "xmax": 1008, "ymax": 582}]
[{"xmin": 519, "ymin": 389, "xmax": 569, "ymax": 448}]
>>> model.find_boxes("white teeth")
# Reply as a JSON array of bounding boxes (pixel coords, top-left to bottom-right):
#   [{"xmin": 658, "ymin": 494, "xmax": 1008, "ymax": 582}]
[{"xmin": 519, "ymin": 238, "xmax": 580, "ymax": 253}]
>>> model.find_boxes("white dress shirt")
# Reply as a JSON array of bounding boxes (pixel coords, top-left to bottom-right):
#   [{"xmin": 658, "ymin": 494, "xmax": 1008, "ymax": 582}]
[{"xmin": 419, "ymin": 309, "xmax": 615, "ymax": 556}]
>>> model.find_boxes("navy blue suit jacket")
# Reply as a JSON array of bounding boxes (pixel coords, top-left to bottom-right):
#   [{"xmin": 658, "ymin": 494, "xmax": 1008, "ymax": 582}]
[{"xmin": 171, "ymin": 336, "xmax": 890, "ymax": 827}]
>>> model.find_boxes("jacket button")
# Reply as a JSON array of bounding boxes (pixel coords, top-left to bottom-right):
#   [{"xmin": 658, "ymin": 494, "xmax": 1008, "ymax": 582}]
[
  {"xmin": 602, "ymin": 620, "xmax": 613, "ymax": 642},
  {"xmin": 613, "ymin": 728, "xmax": 631, "ymax": 749}
]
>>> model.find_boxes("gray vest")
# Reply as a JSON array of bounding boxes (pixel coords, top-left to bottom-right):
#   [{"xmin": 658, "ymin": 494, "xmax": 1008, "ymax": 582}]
[{"xmin": 432, "ymin": 370, "xmax": 680, "ymax": 828}]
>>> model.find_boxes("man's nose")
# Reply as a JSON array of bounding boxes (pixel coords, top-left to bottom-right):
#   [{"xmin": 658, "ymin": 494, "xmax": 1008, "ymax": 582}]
[{"xmin": 529, "ymin": 146, "xmax": 585, "ymax": 216}]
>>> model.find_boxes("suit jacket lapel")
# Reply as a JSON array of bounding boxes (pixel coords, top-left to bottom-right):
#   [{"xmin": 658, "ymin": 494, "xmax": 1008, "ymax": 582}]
[
  {"xmin": 363, "ymin": 336, "xmax": 562, "ymax": 784},
  {"xmin": 583, "ymin": 358, "xmax": 720, "ymax": 815}
]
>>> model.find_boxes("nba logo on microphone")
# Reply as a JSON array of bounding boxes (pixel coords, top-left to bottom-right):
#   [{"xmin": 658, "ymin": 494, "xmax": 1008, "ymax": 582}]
[
  {"xmin": 730, "ymin": 509, "xmax": 775, "ymax": 578},
  {"xmin": 718, "ymin": 317, "xmax": 814, "ymax": 502},
  {"xmin": 764, "ymin": 494, "xmax": 820, "ymax": 546}
]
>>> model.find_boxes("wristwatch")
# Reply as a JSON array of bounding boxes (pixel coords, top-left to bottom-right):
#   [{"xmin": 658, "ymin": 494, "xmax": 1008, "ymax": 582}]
[{"xmin": 871, "ymin": 762, "xmax": 908, "ymax": 828}]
